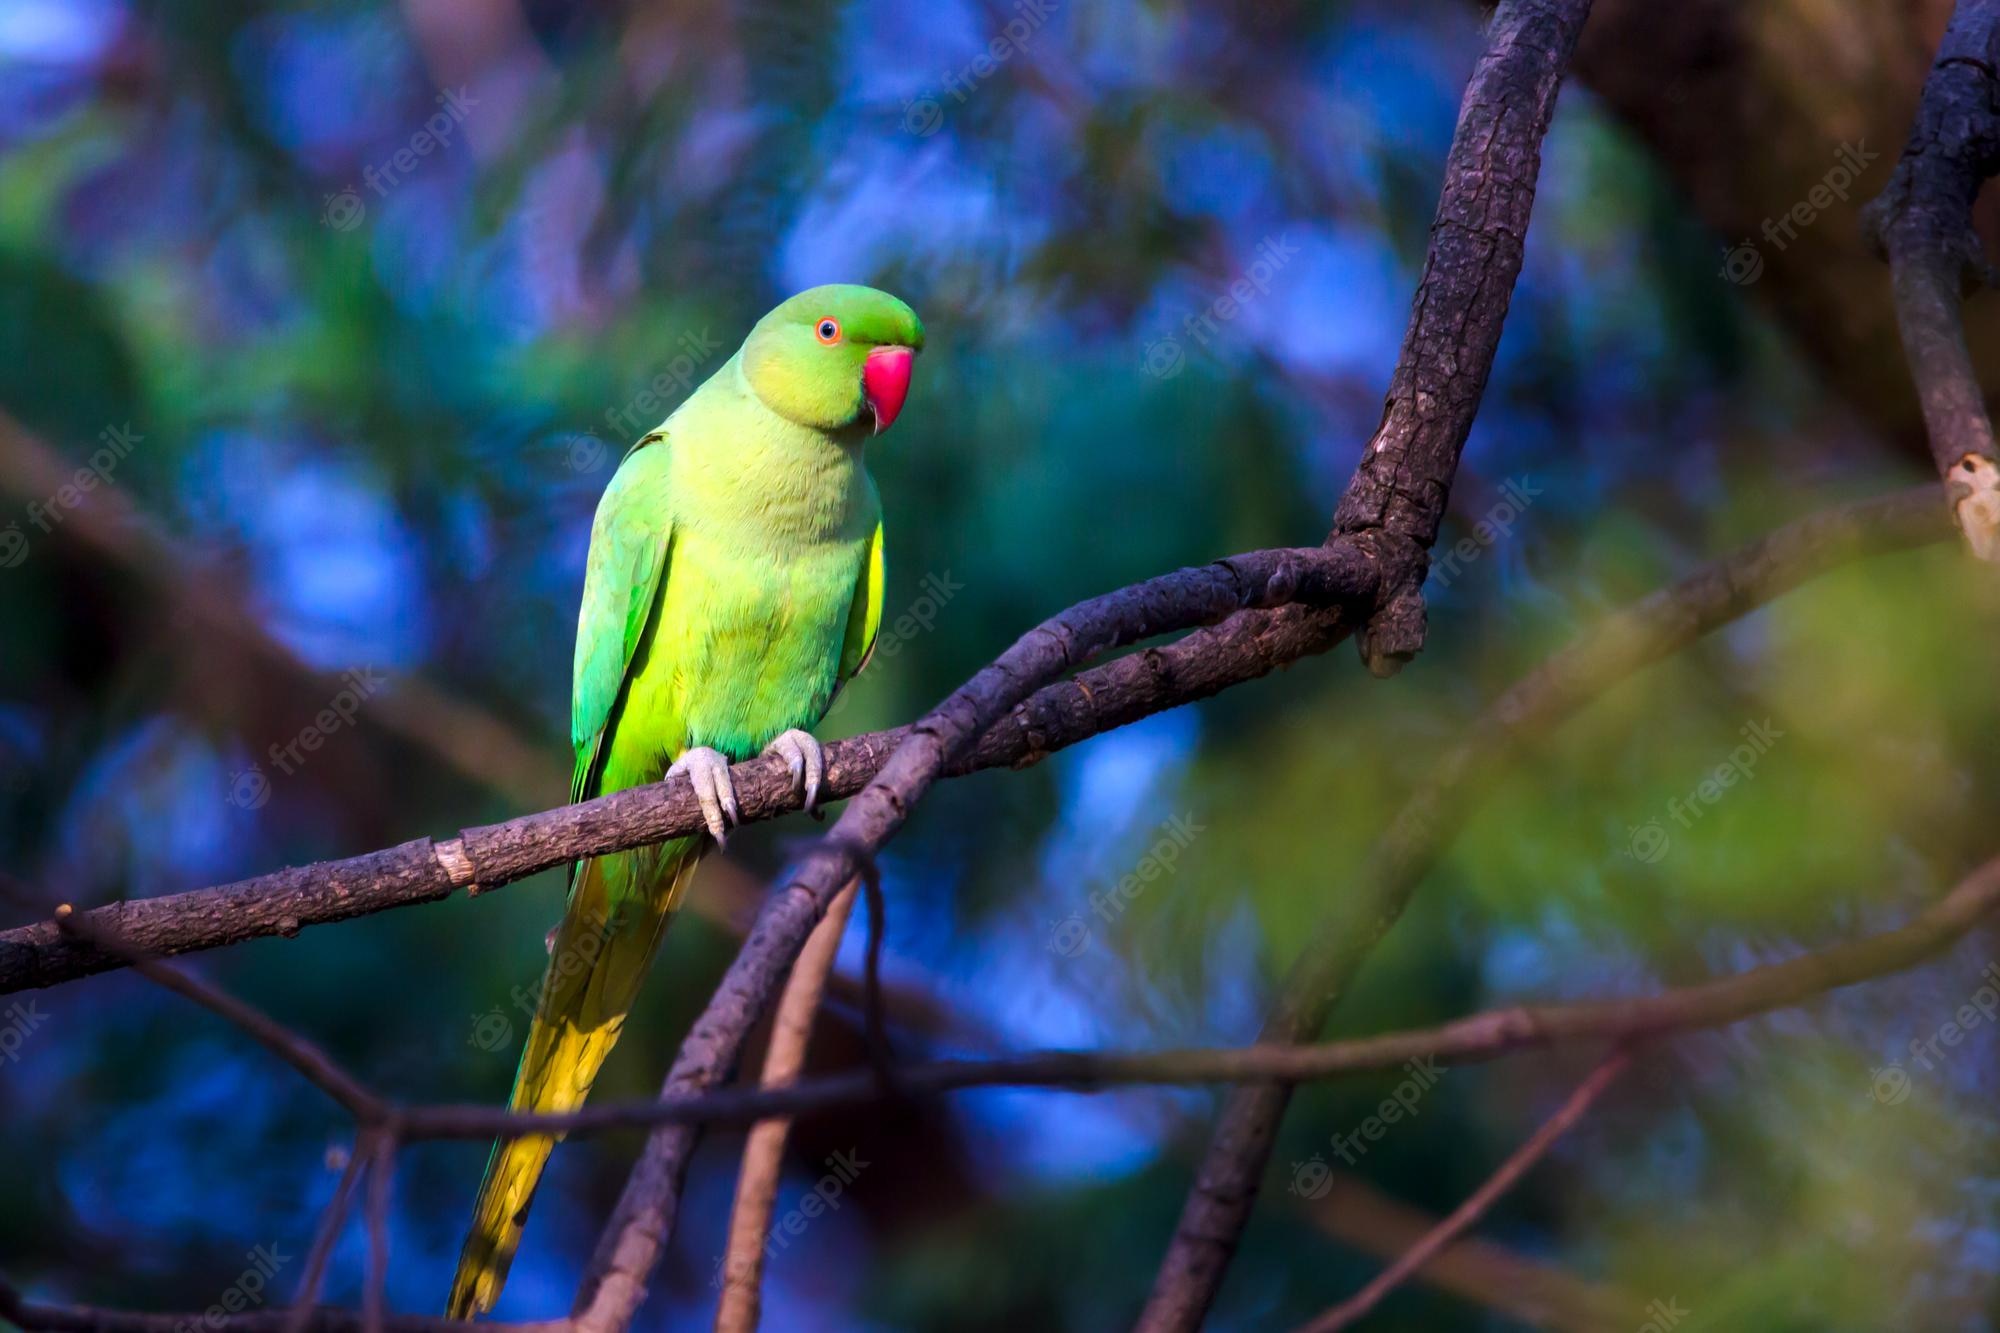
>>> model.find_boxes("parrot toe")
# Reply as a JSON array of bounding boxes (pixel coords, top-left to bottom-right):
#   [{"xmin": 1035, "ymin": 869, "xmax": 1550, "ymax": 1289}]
[
  {"xmin": 762, "ymin": 728, "xmax": 827, "ymax": 814},
  {"xmin": 667, "ymin": 746, "xmax": 738, "ymax": 845}
]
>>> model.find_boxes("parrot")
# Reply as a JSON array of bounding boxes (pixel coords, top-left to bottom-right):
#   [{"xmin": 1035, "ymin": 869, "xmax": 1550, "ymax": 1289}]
[{"xmin": 446, "ymin": 284, "xmax": 923, "ymax": 1316}]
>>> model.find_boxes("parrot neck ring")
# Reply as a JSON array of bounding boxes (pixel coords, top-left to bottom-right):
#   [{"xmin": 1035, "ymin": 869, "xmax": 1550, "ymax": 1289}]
[{"xmin": 862, "ymin": 344, "xmax": 915, "ymax": 435}]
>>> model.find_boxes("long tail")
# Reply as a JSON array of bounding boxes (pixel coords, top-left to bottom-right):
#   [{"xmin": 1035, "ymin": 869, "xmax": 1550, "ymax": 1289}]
[{"xmin": 446, "ymin": 838, "xmax": 701, "ymax": 1318}]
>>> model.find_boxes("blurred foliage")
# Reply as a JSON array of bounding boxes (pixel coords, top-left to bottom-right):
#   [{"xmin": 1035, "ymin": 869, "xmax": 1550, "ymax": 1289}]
[{"xmin": 0, "ymin": 0, "xmax": 1996, "ymax": 1329}]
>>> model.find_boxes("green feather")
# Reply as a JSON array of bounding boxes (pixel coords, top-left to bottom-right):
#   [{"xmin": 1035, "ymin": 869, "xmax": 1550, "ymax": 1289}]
[{"xmin": 448, "ymin": 285, "xmax": 919, "ymax": 1316}]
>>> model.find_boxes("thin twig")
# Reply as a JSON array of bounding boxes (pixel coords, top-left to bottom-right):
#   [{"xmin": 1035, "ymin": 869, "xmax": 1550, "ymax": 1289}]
[
  {"xmin": 1295, "ymin": 1050, "xmax": 1633, "ymax": 1332},
  {"xmin": 1144, "ymin": 486, "xmax": 1947, "ymax": 1326},
  {"xmin": 287, "ymin": 1144, "xmax": 369, "ymax": 1333},
  {"xmin": 365, "ymin": 1133, "xmax": 396, "ymax": 1333},
  {"xmin": 713, "ymin": 882, "xmax": 859, "ymax": 1333}
]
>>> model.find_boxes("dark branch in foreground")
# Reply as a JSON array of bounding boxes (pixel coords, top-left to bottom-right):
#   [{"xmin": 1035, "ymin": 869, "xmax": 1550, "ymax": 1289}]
[
  {"xmin": 0, "ymin": 545, "xmax": 1373, "ymax": 996},
  {"xmin": 387, "ymin": 847, "xmax": 2000, "ymax": 1138},
  {"xmin": 578, "ymin": 1, "xmax": 1596, "ymax": 1323},
  {"xmin": 1863, "ymin": 0, "xmax": 2000, "ymax": 558},
  {"xmin": 9, "ymin": 838, "xmax": 1998, "ymax": 1333}
]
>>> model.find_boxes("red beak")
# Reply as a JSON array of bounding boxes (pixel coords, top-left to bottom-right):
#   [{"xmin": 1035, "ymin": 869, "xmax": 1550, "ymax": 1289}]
[{"xmin": 862, "ymin": 345, "xmax": 915, "ymax": 435}]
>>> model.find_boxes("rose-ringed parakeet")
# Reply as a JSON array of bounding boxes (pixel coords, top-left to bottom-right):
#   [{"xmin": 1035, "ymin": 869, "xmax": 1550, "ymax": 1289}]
[{"xmin": 447, "ymin": 285, "xmax": 923, "ymax": 1316}]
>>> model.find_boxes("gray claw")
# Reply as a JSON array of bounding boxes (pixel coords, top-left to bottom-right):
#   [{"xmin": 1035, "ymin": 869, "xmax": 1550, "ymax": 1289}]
[
  {"xmin": 762, "ymin": 728, "xmax": 827, "ymax": 814},
  {"xmin": 666, "ymin": 746, "xmax": 738, "ymax": 846}
]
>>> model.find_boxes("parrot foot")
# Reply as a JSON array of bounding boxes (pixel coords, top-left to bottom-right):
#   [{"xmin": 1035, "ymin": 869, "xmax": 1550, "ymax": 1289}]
[
  {"xmin": 762, "ymin": 729, "xmax": 827, "ymax": 815},
  {"xmin": 667, "ymin": 746, "xmax": 739, "ymax": 846}
]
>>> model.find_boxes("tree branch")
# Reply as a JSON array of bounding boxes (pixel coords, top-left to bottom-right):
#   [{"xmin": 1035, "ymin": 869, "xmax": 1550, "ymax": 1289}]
[
  {"xmin": 1138, "ymin": 484, "xmax": 1948, "ymax": 1327},
  {"xmin": 1136, "ymin": 5, "xmax": 1594, "ymax": 1317},
  {"xmin": 713, "ymin": 881, "xmax": 857, "ymax": 1332},
  {"xmin": 361, "ymin": 846, "xmax": 2000, "ymax": 1139},
  {"xmin": 567, "ymin": 545, "xmax": 1380, "ymax": 1328},
  {"xmin": 1327, "ymin": 0, "xmax": 1595, "ymax": 675},
  {"xmin": 0, "ymin": 545, "xmax": 1373, "ymax": 996},
  {"xmin": 1299, "ymin": 1174, "xmax": 1637, "ymax": 1333},
  {"xmin": 1863, "ymin": 0, "xmax": 2000, "ymax": 558},
  {"xmin": 1294, "ymin": 1050, "xmax": 1632, "ymax": 1333}
]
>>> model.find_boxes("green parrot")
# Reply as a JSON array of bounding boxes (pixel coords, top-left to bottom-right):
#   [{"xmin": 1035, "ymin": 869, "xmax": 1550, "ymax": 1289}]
[{"xmin": 447, "ymin": 284, "xmax": 923, "ymax": 1316}]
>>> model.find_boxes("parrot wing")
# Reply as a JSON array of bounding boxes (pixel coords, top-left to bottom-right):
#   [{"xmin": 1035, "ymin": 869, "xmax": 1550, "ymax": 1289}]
[
  {"xmin": 570, "ymin": 432, "xmax": 673, "ymax": 804},
  {"xmin": 836, "ymin": 518, "xmax": 886, "ymax": 688}
]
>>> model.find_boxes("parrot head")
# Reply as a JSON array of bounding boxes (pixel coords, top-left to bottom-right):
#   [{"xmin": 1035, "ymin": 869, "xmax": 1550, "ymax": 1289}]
[{"xmin": 741, "ymin": 284, "xmax": 925, "ymax": 436}]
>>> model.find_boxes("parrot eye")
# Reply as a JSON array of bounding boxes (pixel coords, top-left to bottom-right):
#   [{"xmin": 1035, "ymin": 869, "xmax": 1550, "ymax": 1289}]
[{"xmin": 815, "ymin": 317, "xmax": 841, "ymax": 345}]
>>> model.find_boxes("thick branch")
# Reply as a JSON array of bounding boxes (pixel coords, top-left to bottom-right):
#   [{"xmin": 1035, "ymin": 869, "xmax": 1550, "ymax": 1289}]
[
  {"xmin": 569, "ymin": 548, "xmax": 1377, "ymax": 1329},
  {"xmin": 0, "ymin": 545, "xmax": 1373, "ymax": 996},
  {"xmin": 1327, "ymin": 0, "xmax": 1592, "ymax": 674},
  {"xmin": 12, "ymin": 841, "xmax": 1999, "ymax": 1333},
  {"xmin": 1138, "ymin": 483, "xmax": 1950, "ymax": 1329},
  {"xmin": 1863, "ymin": 0, "xmax": 2000, "ymax": 558}
]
